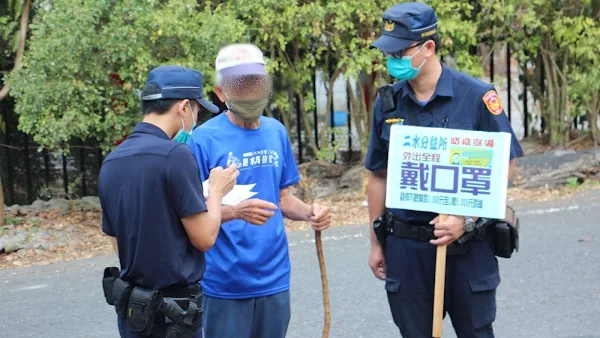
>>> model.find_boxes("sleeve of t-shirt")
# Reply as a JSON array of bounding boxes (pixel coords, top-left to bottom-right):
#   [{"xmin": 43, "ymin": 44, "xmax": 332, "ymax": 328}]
[
  {"xmin": 100, "ymin": 195, "xmax": 115, "ymax": 236},
  {"xmin": 364, "ymin": 97, "xmax": 388, "ymax": 171},
  {"xmin": 187, "ymin": 137, "xmax": 211, "ymax": 182},
  {"xmin": 478, "ymin": 88, "xmax": 524, "ymax": 160},
  {"xmin": 165, "ymin": 144, "xmax": 207, "ymax": 218},
  {"xmin": 280, "ymin": 129, "xmax": 301, "ymax": 189}
]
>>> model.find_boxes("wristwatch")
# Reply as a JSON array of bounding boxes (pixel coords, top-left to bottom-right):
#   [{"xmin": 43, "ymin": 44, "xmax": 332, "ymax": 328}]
[{"xmin": 464, "ymin": 216, "xmax": 476, "ymax": 232}]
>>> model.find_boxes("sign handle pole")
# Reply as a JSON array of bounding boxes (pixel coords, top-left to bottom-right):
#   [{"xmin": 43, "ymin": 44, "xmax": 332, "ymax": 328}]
[
  {"xmin": 315, "ymin": 230, "xmax": 330, "ymax": 338},
  {"xmin": 432, "ymin": 214, "xmax": 448, "ymax": 338}
]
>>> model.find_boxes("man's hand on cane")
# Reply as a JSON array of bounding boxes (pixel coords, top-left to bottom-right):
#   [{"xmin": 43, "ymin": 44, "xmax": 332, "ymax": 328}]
[{"xmin": 310, "ymin": 203, "xmax": 331, "ymax": 231}]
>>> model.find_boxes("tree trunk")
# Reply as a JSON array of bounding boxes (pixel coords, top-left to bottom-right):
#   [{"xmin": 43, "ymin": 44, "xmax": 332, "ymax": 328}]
[
  {"xmin": 588, "ymin": 93, "xmax": 599, "ymax": 146},
  {"xmin": 319, "ymin": 71, "xmax": 338, "ymax": 145},
  {"xmin": 298, "ymin": 93, "xmax": 319, "ymax": 156},
  {"xmin": 541, "ymin": 36, "xmax": 560, "ymax": 147},
  {"xmin": 560, "ymin": 51, "xmax": 570, "ymax": 144},
  {"xmin": 0, "ymin": 174, "xmax": 4, "ymax": 227},
  {"xmin": 0, "ymin": 0, "xmax": 31, "ymax": 102}
]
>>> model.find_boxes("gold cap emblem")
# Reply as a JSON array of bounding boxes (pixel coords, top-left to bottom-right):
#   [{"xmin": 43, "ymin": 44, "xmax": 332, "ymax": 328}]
[{"xmin": 384, "ymin": 20, "xmax": 395, "ymax": 32}]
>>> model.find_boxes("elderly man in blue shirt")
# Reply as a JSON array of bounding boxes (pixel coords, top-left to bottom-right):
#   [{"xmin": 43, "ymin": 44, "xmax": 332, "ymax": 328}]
[{"xmin": 188, "ymin": 43, "xmax": 332, "ymax": 338}]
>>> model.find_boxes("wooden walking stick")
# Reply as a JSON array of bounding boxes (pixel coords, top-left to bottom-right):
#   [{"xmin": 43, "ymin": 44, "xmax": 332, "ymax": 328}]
[
  {"xmin": 315, "ymin": 230, "xmax": 330, "ymax": 338},
  {"xmin": 432, "ymin": 214, "xmax": 448, "ymax": 338}
]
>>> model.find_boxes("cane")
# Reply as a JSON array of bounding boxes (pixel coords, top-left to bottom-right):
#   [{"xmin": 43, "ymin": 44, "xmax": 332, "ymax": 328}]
[
  {"xmin": 315, "ymin": 230, "xmax": 330, "ymax": 338},
  {"xmin": 432, "ymin": 214, "xmax": 448, "ymax": 338}
]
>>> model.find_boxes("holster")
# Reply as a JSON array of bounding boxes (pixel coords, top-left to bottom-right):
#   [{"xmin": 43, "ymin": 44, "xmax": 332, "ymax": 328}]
[
  {"xmin": 102, "ymin": 267, "xmax": 133, "ymax": 319},
  {"xmin": 373, "ymin": 211, "xmax": 392, "ymax": 251},
  {"xmin": 101, "ymin": 267, "xmax": 203, "ymax": 337},
  {"xmin": 492, "ymin": 206, "xmax": 520, "ymax": 258}
]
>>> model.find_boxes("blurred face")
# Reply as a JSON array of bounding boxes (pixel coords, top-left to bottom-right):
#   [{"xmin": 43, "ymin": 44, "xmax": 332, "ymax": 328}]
[{"xmin": 215, "ymin": 74, "xmax": 272, "ymax": 123}]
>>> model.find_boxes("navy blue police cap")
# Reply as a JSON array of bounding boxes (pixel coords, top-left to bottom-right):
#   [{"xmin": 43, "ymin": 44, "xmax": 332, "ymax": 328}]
[
  {"xmin": 370, "ymin": 2, "xmax": 438, "ymax": 54},
  {"xmin": 141, "ymin": 65, "xmax": 219, "ymax": 113}
]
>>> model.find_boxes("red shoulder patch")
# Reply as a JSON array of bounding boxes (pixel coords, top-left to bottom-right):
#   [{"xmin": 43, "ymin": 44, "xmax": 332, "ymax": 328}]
[{"xmin": 482, "ymin": 90, "xmax": 503, "ymax": 116}]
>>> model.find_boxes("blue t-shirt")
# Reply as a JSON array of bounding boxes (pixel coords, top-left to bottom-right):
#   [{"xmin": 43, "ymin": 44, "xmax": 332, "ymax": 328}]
[
  {"xmin": 99, "ymin": 122, "xmax": 207, "ymax": 290},
  {"xmin": 188, "ymin": 113, "xmax": 301, "ymax": 299}
]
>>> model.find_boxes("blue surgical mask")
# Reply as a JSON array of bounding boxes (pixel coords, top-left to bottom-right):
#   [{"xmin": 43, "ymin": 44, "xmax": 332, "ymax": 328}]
[
  {"xmin": 386, "ymin": 44, "xmax": 427, "ymax": 81},
  {"xmin": 173, "ymin": 103, "xmax": 196, "ymax": 143}
]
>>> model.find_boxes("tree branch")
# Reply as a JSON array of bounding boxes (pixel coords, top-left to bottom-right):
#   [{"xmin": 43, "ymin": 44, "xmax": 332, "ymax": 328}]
[{"xmin": 0, "ymin": 0, "xmax": 31, "ymax": 102}]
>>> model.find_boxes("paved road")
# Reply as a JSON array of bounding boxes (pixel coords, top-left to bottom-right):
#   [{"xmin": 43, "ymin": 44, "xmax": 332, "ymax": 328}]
[{"xmin": 2, "ymin": 189, "xmax": 600, "ymax": 338}]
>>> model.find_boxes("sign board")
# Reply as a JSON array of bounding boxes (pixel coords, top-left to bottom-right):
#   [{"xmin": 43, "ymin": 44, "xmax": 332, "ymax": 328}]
[{"xmin": 385, "ymin": 125, "xmax": 511, "ymax": 219}]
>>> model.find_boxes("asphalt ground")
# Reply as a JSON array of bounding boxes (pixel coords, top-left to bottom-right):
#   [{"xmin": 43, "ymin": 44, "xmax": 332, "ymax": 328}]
[{"xmin": 1, "ymin": 189, "xmax": 600, "ymax": 338}]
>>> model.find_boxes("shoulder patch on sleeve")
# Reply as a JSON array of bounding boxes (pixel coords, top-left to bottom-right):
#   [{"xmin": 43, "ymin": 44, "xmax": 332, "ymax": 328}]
[{"xmin": 482, "ymin": 90, "xmax": 503, "ymax": 116}]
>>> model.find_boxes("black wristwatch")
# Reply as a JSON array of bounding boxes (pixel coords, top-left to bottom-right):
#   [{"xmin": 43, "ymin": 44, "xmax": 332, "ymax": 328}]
[{"xmin": 464, "ymin": 216, "xmax": 476, "ymax": 232}]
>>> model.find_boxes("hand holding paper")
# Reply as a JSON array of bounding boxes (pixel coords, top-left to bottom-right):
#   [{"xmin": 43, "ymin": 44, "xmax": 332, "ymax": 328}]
[{"xmin": 202, "ymin": 179, "xmax": 258, "ymax": 206}]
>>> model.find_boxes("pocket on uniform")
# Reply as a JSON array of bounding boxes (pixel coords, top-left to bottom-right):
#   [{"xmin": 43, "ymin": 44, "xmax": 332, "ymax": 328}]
[
  {"xmin": 467, "ymin": 273, "xmax": 499, "ymax": 329},
  {"xmin": 385, "ymin": 278, "xmax": 402, "ymax": 293},
  {"xmin": 468, "ymin": 272, "xmax": 500, "ymax": 292},
  {"xmin": 381, "ymin": 123, "xmax": 392, "ymax": 141}
]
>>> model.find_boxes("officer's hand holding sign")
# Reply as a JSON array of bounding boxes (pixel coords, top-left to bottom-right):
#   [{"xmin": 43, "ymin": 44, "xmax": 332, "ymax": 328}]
[
  {"xmin": 428, "ymin": 215, "xmax": 467, "ymax": 246},
  {"xmin": 365, "ymin": 2, "xmax": 523, "ymax": 338}
]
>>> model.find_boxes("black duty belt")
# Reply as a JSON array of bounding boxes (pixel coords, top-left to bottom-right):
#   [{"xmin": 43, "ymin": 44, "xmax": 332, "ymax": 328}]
[{"xmin": 389, "ymin": 221, "xmax": 437, "ymax": 242}]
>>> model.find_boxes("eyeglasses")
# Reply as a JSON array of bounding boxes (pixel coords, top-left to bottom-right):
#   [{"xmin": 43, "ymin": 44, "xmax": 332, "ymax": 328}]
[{"xmin": 383, "ymin": 41, "xmax": 427, "ymax": 59}]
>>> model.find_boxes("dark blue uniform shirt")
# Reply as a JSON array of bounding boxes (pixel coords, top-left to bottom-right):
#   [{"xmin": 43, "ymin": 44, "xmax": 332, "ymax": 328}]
[
  {"xmin": 99, "ymin": 122, "xmax": 207, "ymax": 290},
  {"xmin": 365, "ymin": 63, "xmax": 524, "ymax": 224}
]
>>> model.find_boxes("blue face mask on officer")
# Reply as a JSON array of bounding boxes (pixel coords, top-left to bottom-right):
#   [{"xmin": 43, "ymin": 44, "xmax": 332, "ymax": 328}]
[
  {"xmin": 386, "ymin": 43, "xmax": 428, "ymax": 81},
  {"xmin": 173, "ymin": 103, "xmax": 196, "ymax": 143}
]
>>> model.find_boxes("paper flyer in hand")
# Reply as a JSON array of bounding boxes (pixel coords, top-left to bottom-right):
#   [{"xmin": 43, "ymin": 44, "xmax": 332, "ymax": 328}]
[{"xmin": 202, "ymin": 180, "xmax": 258, "ymax": 206}]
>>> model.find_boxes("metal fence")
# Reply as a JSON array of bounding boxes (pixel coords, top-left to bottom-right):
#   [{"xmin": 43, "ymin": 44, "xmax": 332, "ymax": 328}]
[{"xmin": 2, "ymin": 45, "xmax": 537, "ymax": 206}]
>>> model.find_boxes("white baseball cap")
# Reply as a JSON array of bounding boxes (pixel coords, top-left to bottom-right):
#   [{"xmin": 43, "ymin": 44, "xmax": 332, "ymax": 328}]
[{"xmin": 215, "ymin": 43, "xmax": 266, "ymax": 77}]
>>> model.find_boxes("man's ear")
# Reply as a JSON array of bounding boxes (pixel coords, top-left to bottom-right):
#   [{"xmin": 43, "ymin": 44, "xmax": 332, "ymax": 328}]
[{"xmin": 214, "ymin": 86, "xmax": 226, "ymax": 103}]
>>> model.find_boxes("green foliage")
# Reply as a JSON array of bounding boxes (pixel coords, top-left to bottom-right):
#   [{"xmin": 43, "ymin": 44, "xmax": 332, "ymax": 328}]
[
  {"xmin": 12, "ymin": 0, "xmax": 597, "ymax": 159},
  {"xmin": 566, "ymin": 177, "xmax": 580, "ymax": 187},
  {"xmin": 9, "ymin": 0, "xmax": 245, "ymax": 153}
]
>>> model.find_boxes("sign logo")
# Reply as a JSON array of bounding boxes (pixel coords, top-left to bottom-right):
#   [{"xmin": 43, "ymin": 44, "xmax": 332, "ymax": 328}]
[{"xmin": 384, "ymin": 20, "xmax": 395, "ymax": 32}]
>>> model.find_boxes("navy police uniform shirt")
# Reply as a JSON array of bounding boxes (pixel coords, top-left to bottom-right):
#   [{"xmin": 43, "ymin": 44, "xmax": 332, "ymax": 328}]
[
  {"xmin": 99, "ymin": 122, "xmax": 207, "ymax": 290},
  {"xmin": 364, "ymin": 62, "xmax": 524, "ymax": 224}
]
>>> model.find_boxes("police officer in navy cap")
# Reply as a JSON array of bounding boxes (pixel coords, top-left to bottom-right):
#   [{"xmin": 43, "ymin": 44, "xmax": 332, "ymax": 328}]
[
  {"xmin": 365, "ymin": 2, "xmax": 523, "ymax": 338},
  {"xmin": 99, "ymin": 65, "xmax": 239, "ymax": 337}
]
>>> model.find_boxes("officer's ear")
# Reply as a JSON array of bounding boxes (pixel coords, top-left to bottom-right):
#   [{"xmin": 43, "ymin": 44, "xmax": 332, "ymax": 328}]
[
  {"xmin": 177, "ymin": 99, "xmax": 190, "ymax": 117},
  {"xmin": 424, "ymin": 39, "xmax": 436, "ymax": 58}
]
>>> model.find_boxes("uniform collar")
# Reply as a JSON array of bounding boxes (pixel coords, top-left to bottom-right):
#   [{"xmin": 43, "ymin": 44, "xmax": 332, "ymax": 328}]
[
  {"xmin": 400, "ymin": 62, "xmax": 454, "ymax": 100},
  {"xmin": 132, "ymin": 122, "xmax": 170, "ymax": 140}
]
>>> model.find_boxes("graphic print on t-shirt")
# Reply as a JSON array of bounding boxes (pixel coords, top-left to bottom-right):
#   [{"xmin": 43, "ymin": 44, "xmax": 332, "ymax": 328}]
[{"xmin": 228, "ymin": 149, "xmax": 280, "ymax": 170}]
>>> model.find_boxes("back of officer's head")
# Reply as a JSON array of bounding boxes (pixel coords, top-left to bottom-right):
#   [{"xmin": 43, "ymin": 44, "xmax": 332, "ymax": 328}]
[
  {"xmin": 140, "ymin": 83, "xmax": 199, "ymax": 116},
  {"xmin": 138, "ymin": 65, "xmax": 219, "ymax": 137}
]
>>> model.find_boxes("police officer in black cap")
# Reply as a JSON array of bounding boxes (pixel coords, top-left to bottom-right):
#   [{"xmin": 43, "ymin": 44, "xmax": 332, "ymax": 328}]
[
  {"xmin": 365, "ymin": 2, "xmax": 523, "ymax": 337},
  {"xmin": 99, "ymin": 65, "xmax": 239, "ymax": 337}
]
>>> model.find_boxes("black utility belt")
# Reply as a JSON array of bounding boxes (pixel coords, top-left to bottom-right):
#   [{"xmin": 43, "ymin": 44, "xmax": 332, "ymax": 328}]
[
  {"xmin": 375, "ymin": 208, "xmax": 520, "ymax": 259},
  {"xmin": 388, "ymin": 221, "xmax": 437, "ymax": 242},
  {"xmin": 102, "ymin": 267, "xmax": 202, "ymax": 338}
]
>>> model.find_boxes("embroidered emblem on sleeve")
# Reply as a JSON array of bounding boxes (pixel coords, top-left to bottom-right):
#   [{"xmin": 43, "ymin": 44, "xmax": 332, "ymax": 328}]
[{"xmin": 483, "ymin": 90, "xmax": 503, "ymax": 116}]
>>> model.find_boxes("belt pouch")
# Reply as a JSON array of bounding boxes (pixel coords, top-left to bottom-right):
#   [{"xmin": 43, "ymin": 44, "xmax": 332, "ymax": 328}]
[
  {"xmin": 494, "ymin": 221, "xmax": 513, "ymax": 258},
  {"xmin": 112, "ymin": 278, "xmax": 132, "ymax": 319},
  {"xmin": 102, "ymin": 267, "xmax": 120, "ymax": 305},
  {"xmin": 126, "ymin": 287, "xmax": 162, "ymax": 335}
]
